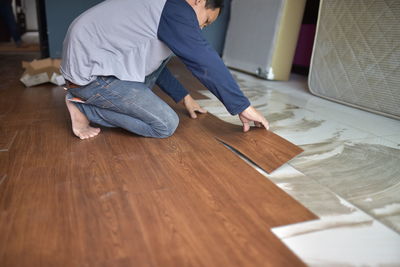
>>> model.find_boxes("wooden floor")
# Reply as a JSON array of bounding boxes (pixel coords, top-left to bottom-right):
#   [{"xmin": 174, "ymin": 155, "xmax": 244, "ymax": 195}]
[
  {"xmin": 0, "ymin": 42, "xmax": 40, "ymax": 53},
  {"xmin": 0, "ymin": 54, "xmax": 317, "ymax": 267}
]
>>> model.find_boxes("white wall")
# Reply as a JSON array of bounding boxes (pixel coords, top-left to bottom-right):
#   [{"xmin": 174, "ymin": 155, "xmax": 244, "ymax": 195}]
[
  {"xmin": 12, "ymin": 0, "xmax": 38, "ymax": 31},
  {"xmin": 23, "ymin": 0, "xmax": 38, "ymax": 31}
]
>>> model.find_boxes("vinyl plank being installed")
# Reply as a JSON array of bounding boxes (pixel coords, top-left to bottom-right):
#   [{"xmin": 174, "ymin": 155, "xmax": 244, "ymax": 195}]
[
  {"xmin": 217, "ymin": 128, "xmax": 304, "ymax": 173},
  {"xmin": 190, "ymin": 112, "xmax": 303, "ymax": 173},
  {"xmin": 154, "ymin": 84, "xmax": 304, "ymax": 173}
]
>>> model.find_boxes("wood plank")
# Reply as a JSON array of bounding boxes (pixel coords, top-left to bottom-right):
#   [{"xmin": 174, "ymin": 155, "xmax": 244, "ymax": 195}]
[
  {"xmin": 216, "ymin": 128, "xmax": 304, "ymax": 173},
  {"xmin": 155, "ymin": 85, "xmax": 304, "ymax": 174},
  {"xmin": 0, "ymin": 43, "xmax": 40, "ymax": 53},
  {"xmin": 0, "ymin": 152, "xmax": 7, "ymax": 184},
  {"xmin": 1, "ymin": 128, "xmax": 312, "ymax": 266},
  {"xmin": 0, "ymin": 127, "xmax": 18, "ymax": 151}
]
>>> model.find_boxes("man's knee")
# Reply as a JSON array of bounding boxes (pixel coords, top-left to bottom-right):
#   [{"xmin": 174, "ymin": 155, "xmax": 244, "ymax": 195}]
[{"xmin": 154, "ymin": 110, "xmax": 179, "ymax": 138}]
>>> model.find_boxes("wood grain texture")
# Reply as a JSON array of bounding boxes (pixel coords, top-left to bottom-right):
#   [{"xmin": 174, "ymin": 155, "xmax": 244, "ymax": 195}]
[
  {"xmin": 217, "ymin": 128, "xmax": 304, "ymax": 173},
  {"xmin": 0, "ymin": 43, "xmax": 39, "ymax": 53},
  {"xmin": 0, "ymin": 127, "xmax": 18, "ymax": 151},
  {"xmin": 0, "ymin": 152, "xmax": 7, "ymax": 184},
  {"xmin": 0, "ymin": 54, "xmax": 316, "ymax": 267},
  {"xmin": 153, "ymin": 68, "xmax": 304, "ymax": 174}
]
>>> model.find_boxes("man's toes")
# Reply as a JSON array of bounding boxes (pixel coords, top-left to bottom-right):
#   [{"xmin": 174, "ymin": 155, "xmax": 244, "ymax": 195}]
[
  {"xmin": 87, "ymin": 128, "xmax": 100, "ymax": 138},
  {"xmin": 77, "ymin": 131, "xmax": 90, "ymax": 139},
  {"xmin": 74, "ymin": 127, "xmax": 100, "ymax": 139},
  {"xmin": 90, "ymin": 128, "xmax": 100, "ymax": 136}
]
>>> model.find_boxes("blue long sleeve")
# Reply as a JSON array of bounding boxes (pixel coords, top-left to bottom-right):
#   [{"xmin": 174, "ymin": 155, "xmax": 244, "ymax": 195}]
[
  {"xmin": 156, "ymin": 67, "xmax": 189, "ymax": 103},
  {"xmin": 157, "ymin": 0, "xmax": 250, "ymax": 115}
]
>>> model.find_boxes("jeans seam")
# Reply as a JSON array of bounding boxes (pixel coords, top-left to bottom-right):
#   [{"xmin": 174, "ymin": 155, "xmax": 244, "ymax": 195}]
[
  {"xmin": 90, "ymin": 93, "xmax": 123, "ymax": 113},
  {"xmin": 69, "ymin": 81, "xmax": 100, "ymax": 99},
  {"xmin": 129, "ymin": 100, "xmax": 172, "ymax": 132},
  {"xmin": 100, "ymin": 76, "xmax": 119, "ymax": 88},
  {"xmin": 97, "ymin": 87, "xmax": 172, "ymax": 131}
]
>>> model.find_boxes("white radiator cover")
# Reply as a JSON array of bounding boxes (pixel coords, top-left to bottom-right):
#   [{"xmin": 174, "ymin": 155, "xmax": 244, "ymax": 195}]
[
  {"xmin": 223, "ymin": 0, "xmax": 305, "ymax": 81},
  {"xmin": 309, "ymin": 0, "xmax": 400, "ymax": 119}
]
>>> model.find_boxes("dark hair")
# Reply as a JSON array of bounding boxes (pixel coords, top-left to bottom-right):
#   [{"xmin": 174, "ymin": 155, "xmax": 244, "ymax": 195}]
[{"xmin": 205, "ymin": 0, "xmax": 224, "ymax": 10}]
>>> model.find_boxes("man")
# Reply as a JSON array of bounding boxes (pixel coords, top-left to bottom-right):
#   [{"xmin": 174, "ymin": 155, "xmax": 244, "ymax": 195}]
[{"xmin": 62, "ymin": 0, "xmax": 269, "ymax": 139}]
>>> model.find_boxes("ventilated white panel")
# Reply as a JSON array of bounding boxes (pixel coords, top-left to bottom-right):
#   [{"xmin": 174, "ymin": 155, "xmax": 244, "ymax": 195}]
[
  {"xmin": 223, "ymin": 0, "xmax": 283, "ymax": 79},
  {"xmin": 223, "ymin": 0, "xmax": 305, "ymax": 80}
]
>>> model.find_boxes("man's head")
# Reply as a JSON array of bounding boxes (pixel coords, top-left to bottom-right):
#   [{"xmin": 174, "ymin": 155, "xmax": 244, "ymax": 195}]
[{"xmin": 186, "ymin": 0, "xmax": 223, "ymax": 29}]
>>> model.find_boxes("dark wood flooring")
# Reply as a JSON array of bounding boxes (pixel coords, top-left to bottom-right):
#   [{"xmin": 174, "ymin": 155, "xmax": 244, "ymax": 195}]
[
  {"xmin": 0, "ymin": 42, "xmax": 40, "ymax": 53},
  {"xmin": 0, "ymin": 54, "xmax": 316, "ymax": 267}
]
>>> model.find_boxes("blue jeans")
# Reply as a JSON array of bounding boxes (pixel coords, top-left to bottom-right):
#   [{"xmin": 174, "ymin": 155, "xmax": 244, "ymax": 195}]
[{"xmin": 67, "ymin": 62, "xmax": 179, "ymax": 138}]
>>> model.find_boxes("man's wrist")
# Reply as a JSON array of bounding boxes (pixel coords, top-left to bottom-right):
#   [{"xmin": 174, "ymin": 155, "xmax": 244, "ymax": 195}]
[
  {"xmin": 177, "ymin": 93, "xmax": 190, "ymax": 104},
  {"xmin": 231, "ymin": 102, "xmax": 251, "ymax": 116}
]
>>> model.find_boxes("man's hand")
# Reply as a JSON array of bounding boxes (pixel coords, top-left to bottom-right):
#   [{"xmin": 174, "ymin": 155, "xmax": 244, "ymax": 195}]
[
  {"xmin": 181, "ymin": 94, "xmax": 207, "ymax": 119},
  {"xmin": 239, "ymin": 106, "xmax": 269, "ymax": 132}
]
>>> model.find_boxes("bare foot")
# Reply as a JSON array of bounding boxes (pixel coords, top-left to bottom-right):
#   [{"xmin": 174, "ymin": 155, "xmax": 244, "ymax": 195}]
[{"xmin": 65, "ymin": 96, "xmax": 100, "ymax": 139}]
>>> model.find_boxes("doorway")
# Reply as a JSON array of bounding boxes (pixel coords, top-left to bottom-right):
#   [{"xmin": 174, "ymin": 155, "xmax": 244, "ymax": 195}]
[{"xmin": 0, "ymin": 0, "xmax": 42, "ymax": 54}]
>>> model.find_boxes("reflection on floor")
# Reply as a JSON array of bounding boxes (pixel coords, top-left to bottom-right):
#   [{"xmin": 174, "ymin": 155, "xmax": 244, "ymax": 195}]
[
  {"xmin": 0, "ymin": 32, "xmax": 40, "ymax": 53},
  {"xmin": 190, "ymin": 70, "xmax": 400, "ymax": 266}
]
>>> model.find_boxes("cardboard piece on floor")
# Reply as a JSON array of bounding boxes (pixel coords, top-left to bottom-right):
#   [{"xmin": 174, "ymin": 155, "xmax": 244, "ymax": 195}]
[{"xmin": 20, "ymin": 58, "xmax": 65, "ymax": 87}]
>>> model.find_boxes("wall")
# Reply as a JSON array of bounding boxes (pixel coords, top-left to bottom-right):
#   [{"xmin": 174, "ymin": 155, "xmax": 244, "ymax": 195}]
[
  {"xmin": 201, "ymin": 0, "xmax": 231, "ymax": 56},
  {"xmin": 25, "ymin": 0, "xmax": 38, "ymax": 31},
  {"xmin": 44, "ymin": 0, "xmax": 103, "ymax": 58}
]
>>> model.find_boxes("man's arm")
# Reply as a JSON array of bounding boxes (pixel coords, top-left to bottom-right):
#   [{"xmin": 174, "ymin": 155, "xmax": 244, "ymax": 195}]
[
  {"xmin": 156, "ymin": 66, "xmax": 188, "ymax": 103},
  {"xmin": 158, "ymin": 0, "xmax": 268, "ymax": 131},
  {"xmin": 156, "ymin": 66, "xmax": 207, "ymax": 118},
  {"xmin": 157, "ymin": 0, "xmax": 250, "ymax": 116}
]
